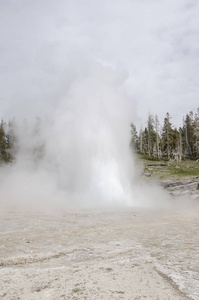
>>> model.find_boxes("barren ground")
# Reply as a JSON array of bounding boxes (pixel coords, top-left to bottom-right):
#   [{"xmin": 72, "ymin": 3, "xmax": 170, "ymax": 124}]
[{"xmin": 0, "ymin": 205, "xmax": 199, "ymax": 300}]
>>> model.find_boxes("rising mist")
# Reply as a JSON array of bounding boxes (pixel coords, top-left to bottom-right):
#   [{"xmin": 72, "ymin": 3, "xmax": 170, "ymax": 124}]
[{"xmin": 0, "ymin": 67, "xmax": 170, "ymax": 211}]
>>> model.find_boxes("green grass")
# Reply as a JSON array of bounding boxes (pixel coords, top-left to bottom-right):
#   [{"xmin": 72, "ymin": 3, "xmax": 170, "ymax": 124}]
[
  {"xmin": 171, "ymin": 168, "xmax": 199, "ymax": 176},
  {"xmin": 139, "ymin": 156, "xmax": 199, "ymax": 180}
]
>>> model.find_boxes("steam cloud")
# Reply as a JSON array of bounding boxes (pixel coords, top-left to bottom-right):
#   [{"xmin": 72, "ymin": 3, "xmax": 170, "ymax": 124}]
[
  {"xmin": 0, "ymin": 1, "xmax": 180, "ymax": 211},
  {"xmin": 0, "ymin": 66, "xmax": 169, "ymax": 211}
]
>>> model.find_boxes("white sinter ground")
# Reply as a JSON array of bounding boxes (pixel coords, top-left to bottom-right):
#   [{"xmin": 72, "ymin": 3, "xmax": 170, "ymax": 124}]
[{"xmin": 0, "ymin": 206, "xmax": 199, "ymax": 300}]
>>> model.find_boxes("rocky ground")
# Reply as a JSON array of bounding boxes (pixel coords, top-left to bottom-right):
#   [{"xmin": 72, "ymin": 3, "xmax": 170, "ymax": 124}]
[
  {"xmin": 159, "ymin": 178, "xmax": 199, "ymax": 199},
  {"xmin": 1, "ymin": 160, "xmax": 199, "ymax": 299},
  {"xmin": 0, "ymin": 205, "xmax": 199, "ymax": 300},
  {"xmin": 143, "ymin": 159, "xmax": 199, "ymax": 200}
]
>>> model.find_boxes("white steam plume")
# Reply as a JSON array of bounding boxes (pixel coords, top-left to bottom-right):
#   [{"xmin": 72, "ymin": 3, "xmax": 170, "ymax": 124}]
[{"xmin": 0, "ymin": 67, "xmax": 169, "ymax": 211}]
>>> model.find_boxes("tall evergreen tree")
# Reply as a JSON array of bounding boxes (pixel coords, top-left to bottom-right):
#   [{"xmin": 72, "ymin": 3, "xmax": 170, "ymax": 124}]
[
  {"xmin": 183, "ymin": 113, "xmax": 194, "ymax": 157},
  {"xmin": 142, "ymin": 127, "xmax": 149, "ymax": 155},
  {"xmin": 155, "ymin": 115, "xmax": 160, "ymax": 158},
  {"xmin": 139, "ymin": 128, "xmax": 143, "ymax": 154},
  {"xmin": 162, "ymin": 112, "xmax": 173, "ymax": 159},
  {"xmin": 0, "ymin": 120, "xmax": 13, "ymax": 163},
  {"xmin": 130, "ymin": 123, "xmax": 138, "ymax": 151},
  {"xmin": 147, "ymin": 114, "xmax": 156, "ymax": 157},
  {"xmin": 193, "ymin": 108, "xmax": 199, "ymax": 157}
]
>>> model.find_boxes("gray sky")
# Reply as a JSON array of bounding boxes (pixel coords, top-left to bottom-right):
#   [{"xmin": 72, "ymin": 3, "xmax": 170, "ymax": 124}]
[{"xmin": 1, "ymin": 0, "xmax": 199, "ymax": 128}]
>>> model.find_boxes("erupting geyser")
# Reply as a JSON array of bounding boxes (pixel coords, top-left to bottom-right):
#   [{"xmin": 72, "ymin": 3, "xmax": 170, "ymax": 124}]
[{"xmin": 0, "ymin": 67, "xmax": 168, "ymax": 210}]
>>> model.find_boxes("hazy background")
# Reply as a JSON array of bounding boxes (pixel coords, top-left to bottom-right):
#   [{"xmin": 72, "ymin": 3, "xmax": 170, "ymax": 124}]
[
  {"xmin": 0, "ymin": 0, "xmax": 198, "ymax": 209},
  {"xmin": 1, "ymin": 0, "xmax": 199, "ymax": 126}
]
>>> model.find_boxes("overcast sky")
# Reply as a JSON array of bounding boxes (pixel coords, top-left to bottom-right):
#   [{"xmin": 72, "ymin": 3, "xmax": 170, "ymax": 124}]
[{"xmin": 0, "ymin": 0, "xmax": 199, "ymax": 128}]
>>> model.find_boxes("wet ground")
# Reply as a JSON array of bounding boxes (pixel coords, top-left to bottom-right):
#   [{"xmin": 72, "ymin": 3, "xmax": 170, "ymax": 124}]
[{"xmin": 0, "ymin": 205, "xmax": 199, "ymax": 299}]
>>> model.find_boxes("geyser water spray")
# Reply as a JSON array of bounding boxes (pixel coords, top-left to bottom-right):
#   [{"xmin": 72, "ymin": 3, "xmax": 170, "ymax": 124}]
[{"xmin": 0, "ymin": 67, "xmax": 168, "ymax": 210}]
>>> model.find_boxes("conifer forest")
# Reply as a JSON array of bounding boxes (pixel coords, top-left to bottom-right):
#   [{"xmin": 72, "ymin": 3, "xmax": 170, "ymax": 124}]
[
  {"xmin": 131, "ymin": 108, "xmax": 199, "ymax": 160},
  {"xmin": 0, "ymin": 108, "xmax": 199, "ymax": 165}
]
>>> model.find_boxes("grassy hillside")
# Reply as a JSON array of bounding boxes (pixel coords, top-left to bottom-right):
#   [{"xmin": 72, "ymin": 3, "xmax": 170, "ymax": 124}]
[{"xmin": 140, "ymin": 156, "xmax": 199, "ymax": 180}]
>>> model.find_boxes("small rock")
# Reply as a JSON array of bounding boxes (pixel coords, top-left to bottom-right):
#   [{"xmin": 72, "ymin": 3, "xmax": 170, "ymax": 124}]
[
  {"xmin": 25, "ymin": 240, "xmax": 31, "ymax": 243},
  {"xmin": 144, "ymin": 172, "xmax": 151, "ymax": 177}
]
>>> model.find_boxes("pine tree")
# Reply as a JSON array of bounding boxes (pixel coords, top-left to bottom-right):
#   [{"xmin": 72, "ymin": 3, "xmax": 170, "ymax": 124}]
[
  {"xmin": 193, "ymin": 108, "xmax": 199, "ymax": 157},
  {"xmin": 131, "ymin": 108, "xmax": 199, "ymax": 160},
  {"xmin": 6, "ymin": 119, "xmax": 17, "ymax": 162},
  {"xmin": 0, "ymin": 120, "xmax": 13, "ymax": 163},
  {"xmin": 176, "ymin": 127, "xmax": 183, "ymax": 161},
  {"xmin": 183, "ymin": 113, "xmax": 194, "ymax": 157},
  {"xmin": 170, "ymin": 127, "xmax": 180, "ymax": 160},
  {"xmin": 155, "ymin": 115, "xmax": 160, "ymax": 158},
  {"xmin": 142, "ymin": 127, "xmax": 149, "ymax": 155},
  {"xmin": 147, "ymin": 114, "xmax": 156, "ymax": 157},
  {"xmin": 139, "ymin": 128, "xmax": 143, "ymax": 154},
  {"xmin": 162, "ymin": 112, "xmax": 172, "ymax": 159},
  {"xmin": 130, "ymin": 123, "xmax": 139, "ymax": 151}
]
